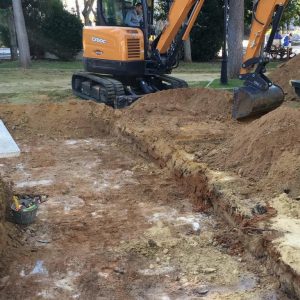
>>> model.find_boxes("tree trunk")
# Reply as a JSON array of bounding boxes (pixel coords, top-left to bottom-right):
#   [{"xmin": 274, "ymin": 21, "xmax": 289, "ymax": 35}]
[
  {"xmin": 75, "ymin": 0, "xmax": 81, "ymax": 20},
  {"xmin": 228, "ymin": 0, "xmax": 244, "ymax": 78},
  {"xmin": 7, "ymin": 8, "xmax": 18, "ymax": 61},
  {"xmin": 12, "ymin": 0, "xmax": 31, "ymax": 68},
  {"xmin": 183, "ymin": 36, "xmax": 192, "ymax": 62},
  {"xmin": 82, "ymin": 0, "xmax": 95, "ymax": 26}
]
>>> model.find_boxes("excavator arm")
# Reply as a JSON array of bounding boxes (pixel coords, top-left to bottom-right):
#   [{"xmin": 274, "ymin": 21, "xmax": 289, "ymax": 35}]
[
  {"xmin": 150, "ymin": 0, "xmax": 205, "ymax": 72},
  {"xmin": 233, "ymin": 0, "xmax": 289, "ymax": 119},
  {"xmin": 156, "ymin": 0, "xmax": 205, "ymax": 54}
]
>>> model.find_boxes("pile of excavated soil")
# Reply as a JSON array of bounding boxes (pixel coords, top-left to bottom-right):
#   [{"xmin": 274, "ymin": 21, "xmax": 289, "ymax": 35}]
[
  {"xmin": 0, "ymin": 101, "xmax": 114, "ymax": 140},
  {"xmin": 128, "ymin": 88, "xmax": 233, "ymax": 122},
  {"xmin": 215, "ymin": 106, "xmax": 300, "ymax": 196},
  {"xmin": 120, "ymin": 88, "xmax": 300, "ymax": 196},
  {"xmin": 119, "ymin": 88, "xmax": 234, "ymax": 147},
  {"xmin": 0, "ymin": 178, "xmax": 12, "ymax": 258},
  {"xmin": 270, "ymin": 55, "xmax": 300, "ymax": 101}
]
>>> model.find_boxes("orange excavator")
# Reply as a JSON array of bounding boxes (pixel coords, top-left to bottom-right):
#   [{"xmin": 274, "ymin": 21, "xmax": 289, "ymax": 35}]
[{"xmin": 72, "ymin": 0, "xmax": 290, "ymax": 119}]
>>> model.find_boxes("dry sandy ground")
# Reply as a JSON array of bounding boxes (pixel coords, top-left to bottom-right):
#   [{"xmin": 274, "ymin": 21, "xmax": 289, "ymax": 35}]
[
  {"xmin": 0, "ymin": 138, "xmax": 283, "ymax": 300},
  {"xmin": 0, "ymin": 55, "xmax": 300, "ymax": 298},
  {"xmin": 0, "ymin": 102, "xmax": 287, "ymax": 300}
]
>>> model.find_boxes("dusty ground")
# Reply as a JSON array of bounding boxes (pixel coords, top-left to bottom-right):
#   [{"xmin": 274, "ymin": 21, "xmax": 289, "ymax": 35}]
[
  {"xmin": 0, "ymin": 102, "xmax": 288, "ymax": 300},
  {"xmin": 0, "ymin": 55, "xmax": 300, "ymax": 299}
]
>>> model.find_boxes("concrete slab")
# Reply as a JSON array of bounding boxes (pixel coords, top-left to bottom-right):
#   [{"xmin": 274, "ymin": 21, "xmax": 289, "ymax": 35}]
[{"xmin": 0, "ymin": 120, "xmax": 20, "ymax": 158}]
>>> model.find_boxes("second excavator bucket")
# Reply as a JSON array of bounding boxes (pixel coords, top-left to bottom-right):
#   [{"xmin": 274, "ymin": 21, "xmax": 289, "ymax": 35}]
[
  {"xmin": 232, "ymin": 84, "xmax": 284, "ymax": 120},
  {"xmin": 291, "ymin": 80, "xmax": 300, "ymax": 98}
]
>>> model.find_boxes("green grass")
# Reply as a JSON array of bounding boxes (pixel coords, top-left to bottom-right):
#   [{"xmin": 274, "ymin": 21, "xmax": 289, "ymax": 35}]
[
  {"xmin": 0, "ymin": 59, "xmax": 283, "ymax": 104},
  {"xmin": 0, "ymin": 59, "xmax": 283, "ymax": 73},
  {"xmin": 0, "ymin": 60, "xmax": 75, "ymax": 104},
  {"xmin": 207, "ymin": 78, "xmax": 244, "ymax": 90},
  {"xmin": 0, "ymin": 60, "xmax": 82, "ymax": 70},
  {"xmin": 175, "ymin": 62, "xmax": 222, "ymax": 73},
  {"xmin": 187, "ymin": 81, "xmax": 210, "ymax": 88},
  {"xmin": 0, "ymin": 90, "xmax": 72, "ymax": 104},
  {"xmin": 175, "ymin": 60, "xmax": 282, "ymax": 74}
]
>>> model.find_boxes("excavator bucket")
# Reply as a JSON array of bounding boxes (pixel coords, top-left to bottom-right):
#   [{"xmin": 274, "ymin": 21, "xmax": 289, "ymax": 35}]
[
  {"xmin": 232, "ymin": 84, "xmax": 284, "ymax": 120},
  {"xmin": 291, "ymin": 80, "xmax": 300, "ymax": 98}
]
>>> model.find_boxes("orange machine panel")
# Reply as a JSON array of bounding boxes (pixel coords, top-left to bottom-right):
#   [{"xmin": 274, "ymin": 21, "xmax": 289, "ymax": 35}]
[{"xmin": 83, "ymin": 26, "xmax": 145, "ymax": 62}]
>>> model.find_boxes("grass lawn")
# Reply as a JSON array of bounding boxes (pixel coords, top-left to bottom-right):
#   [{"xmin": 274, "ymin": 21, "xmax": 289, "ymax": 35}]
[
  {"xmin": 0, "ymin": 59, "xmax": 283, "ymax": 73},
  {"xmin": 174, "ymin": 60, "xmax": 282, "ymax": 73},
  {"xmin": 207, "ymin": 78, "xmax": 244, "ymax": 89},
  {"xmin": 0, "ymin": 59, "xmax": 282, "ymax": 104},
  {"xmin": 0, "ymin": 61, "xmax": 77, "ymax": 104},
  {"xmin": 187, "ymin": 81, "xmax": 210, "ymax": 88},
  {"xmin": 0, "ymin": 60, "xmax": 82, "ymax": 70}
]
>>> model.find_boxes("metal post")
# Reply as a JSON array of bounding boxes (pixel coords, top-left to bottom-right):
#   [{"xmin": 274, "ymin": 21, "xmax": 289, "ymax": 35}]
[{"xmin": 220, "ymin": 0, "xmax": 228, "ymax": 85}]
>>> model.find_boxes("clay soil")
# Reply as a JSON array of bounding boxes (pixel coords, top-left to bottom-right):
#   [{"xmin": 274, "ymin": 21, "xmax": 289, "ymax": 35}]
[
  {"xmin": 0, "ymin": 102, "xmax": 288, "ymax": 299},
  {"xmin": 119, "ymin": 88, "xmax": 300, "ymax": 198}
]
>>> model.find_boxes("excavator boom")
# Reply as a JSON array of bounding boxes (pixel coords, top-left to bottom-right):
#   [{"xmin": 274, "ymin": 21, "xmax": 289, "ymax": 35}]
[{"xmin": 233, "ymin": 0, "xmax": 289, "ymax": 119}]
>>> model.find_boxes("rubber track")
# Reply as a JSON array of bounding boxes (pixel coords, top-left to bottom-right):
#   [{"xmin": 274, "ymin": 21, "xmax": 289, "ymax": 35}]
[
  {"xmin": 158, "ymin": 75, "xmax": 188, "ymax": 89},
  {"xmin": 72, "ymin": 72, "xmax": 117, "ymax": 106}
]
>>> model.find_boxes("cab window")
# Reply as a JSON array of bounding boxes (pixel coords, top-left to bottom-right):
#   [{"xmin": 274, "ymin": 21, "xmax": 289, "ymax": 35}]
[{"xmin": 100, "ymin": 0, "xmax": 138, "ymax": 26}]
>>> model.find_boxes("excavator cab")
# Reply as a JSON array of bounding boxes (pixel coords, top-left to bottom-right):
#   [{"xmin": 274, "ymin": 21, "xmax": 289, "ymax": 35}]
[{"xmin": 82, "ymin": 0, "xmax": 153, "ymax": 77}]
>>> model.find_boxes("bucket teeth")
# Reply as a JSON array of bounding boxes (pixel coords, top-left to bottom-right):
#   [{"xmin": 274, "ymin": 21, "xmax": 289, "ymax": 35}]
[{"xmin": 232, "ymin": 84, "xmax": 284, "ymax": 120}]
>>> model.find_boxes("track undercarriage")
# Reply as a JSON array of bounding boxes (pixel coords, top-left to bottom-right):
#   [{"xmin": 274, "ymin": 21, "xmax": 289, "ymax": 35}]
[{"xmin": 72, "ymin": 72, "xmax": 188, "ymax": 108}]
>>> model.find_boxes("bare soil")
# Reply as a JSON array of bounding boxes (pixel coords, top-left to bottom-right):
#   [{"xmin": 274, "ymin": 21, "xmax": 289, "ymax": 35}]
[
  {"xmin": 119, "ymin": 88, "xmax": 300, "ymax": 198},
  {"xmin": 0, "ymin": 101, "xmax": 287, "ymax": 299},
  {"xmin": 0, "ymin": 178, "xmax": 11, "ymax": 257},
  {"xmin": 0, "ymin": 73, "xmax": 299, "ymax": 299}
]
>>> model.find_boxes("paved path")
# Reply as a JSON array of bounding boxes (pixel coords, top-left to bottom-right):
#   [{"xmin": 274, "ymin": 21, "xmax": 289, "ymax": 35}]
[{"xmin": 172, "ymin": 73, "xmax": 218, "ymax": 82}]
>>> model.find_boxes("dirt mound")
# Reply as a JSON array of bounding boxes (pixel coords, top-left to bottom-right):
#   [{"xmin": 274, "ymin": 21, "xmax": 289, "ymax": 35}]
[
  {"xmin": 127, "ymin": 88, "xmax": 233, "ymax": 121},
  {"xmin": 0, "ymin": 178, "xmax": 12, "ymax": 257},
  {"xmin": 219, "ymin": 106, "xmax": 300, "ymax": 195},
  {"xmin": 270, "ymin": 55, "xmax": 300, "ymax": 101},
  {"xmin": 0, "ymin": 101, "xmax": 113, "ymax": 140}
]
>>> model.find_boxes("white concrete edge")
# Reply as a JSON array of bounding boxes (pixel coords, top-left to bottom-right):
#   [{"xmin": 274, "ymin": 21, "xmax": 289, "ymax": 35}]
[{"xmin": 0, "ymin": 120, "xmax": 20, "ymax": 158}]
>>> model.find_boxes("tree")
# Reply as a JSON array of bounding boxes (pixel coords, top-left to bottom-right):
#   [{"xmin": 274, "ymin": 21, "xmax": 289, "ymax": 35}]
[
  {"xmin": 0, "ymin": 8, "xmax": 18, "ymax": 60},
  {"xmin": 82, "ymin": 0, "xmax": 95, "ymax": 26},
  {"xmin": 41, "ymin": 3, "xmax": 83, "ymax": 59},
  {"xmin": 6, "ymin": 8, "xmax": 18, "ymax": 60},
  {"xmin": 190, "ymin": 0, "xmax": 223, "ymax": 61},
  {"xmin": 12, "ymin": 0, "xmax": 31, "ymax": 68},
  {"xmin": 228, "ymin": 0, "xmax": 244, "ymax": 78},
  {"xmin": 281, "ymin": 0, "xmax": 300, "ymax": 30},
  {"xmin": 75, "ymin": 0, "xmax": 81, "ymax": 19},
  {"xmin": 154, "ymin": 0, "xmax": 222, "ymax": 62},
  {"xmin": 20, "ymin": 0, "xmax": 82, "ymax": 60},
  {"xmin": 153, "ymin": 0, "xmax": 170, "ymax": 20}
]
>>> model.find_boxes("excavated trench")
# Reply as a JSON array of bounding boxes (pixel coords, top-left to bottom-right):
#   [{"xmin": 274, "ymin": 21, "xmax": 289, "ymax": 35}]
[{"xmin": 0, "ymin": 100, "xmax": 297, "ymax": 299}]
